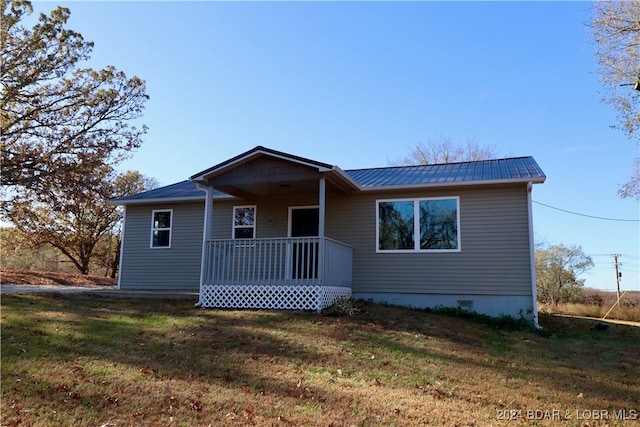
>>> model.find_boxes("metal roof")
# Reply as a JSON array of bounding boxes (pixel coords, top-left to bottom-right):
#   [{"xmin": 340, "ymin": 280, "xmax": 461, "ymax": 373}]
[
  {"xmin": 113, "ymin": 180, "xmax": 206, "ymax": 204},
  {"xmin": 345, "ymin": 156, "xmax": 545, "ymax": 188},
  {"xmin": 112, "ymin": 155, "xmax": 545, "ymax": 205}
]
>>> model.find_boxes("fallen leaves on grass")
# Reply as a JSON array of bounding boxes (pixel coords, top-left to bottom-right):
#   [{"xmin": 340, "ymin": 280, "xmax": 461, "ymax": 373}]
[
  {"xmin": 3, "ymin": 295, "xmax": 640, "ymax": 427},
  {"xmin": 242, "ymin": 406, "xmax": 255, "ymax": 424},
  {"xmin": 189, "ymin": 399, "xmax": 202, "ymax": 411}
]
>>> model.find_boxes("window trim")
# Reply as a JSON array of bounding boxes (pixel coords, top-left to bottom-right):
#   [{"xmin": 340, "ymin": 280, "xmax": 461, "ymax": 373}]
[
  {"xmin": 232, "ymin": 205, "xmax": 257, "ymax": 239},
  {"xmin": 150, "ymin": 209, "xmax": 173, "ymax": 249},
  {"xmin": 376, "ymin": 196, "xmax": 461, "ymax": 253}
]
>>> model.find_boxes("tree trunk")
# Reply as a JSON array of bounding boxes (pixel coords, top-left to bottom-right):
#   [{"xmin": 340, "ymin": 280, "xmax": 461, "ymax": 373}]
[{"xmin": 109, "ymin": 240, "xmax": 121, "ymax": 279}]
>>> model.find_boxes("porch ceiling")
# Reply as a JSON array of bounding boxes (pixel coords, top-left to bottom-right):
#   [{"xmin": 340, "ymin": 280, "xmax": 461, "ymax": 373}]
[{"xmin": 215, "ymin": 178, "xmax": 321, "ymax": 200}]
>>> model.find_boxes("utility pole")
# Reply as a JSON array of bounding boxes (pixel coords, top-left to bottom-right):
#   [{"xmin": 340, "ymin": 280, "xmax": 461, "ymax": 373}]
[{"xmin": 612, "ymin": 254, "xmax": 621, "ymax": 307}]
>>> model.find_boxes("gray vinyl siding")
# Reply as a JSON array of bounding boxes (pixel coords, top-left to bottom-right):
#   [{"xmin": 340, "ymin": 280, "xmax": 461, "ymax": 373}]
[
  {"xmin": 210, "ymin": 194, "xmax": 321, "ymax": 239},
  {"xmin": 206, "ymin": 185, "xmax": 532, "ymax": 297},
  {"xmin": 121, "ymin": 183, "xmax": 533, "ymax": 296},
  {"xmin": 325, "ymin": 183, "xmax": 533, "ymax": 297},
  {"xmin": 119, "ymin": 202, "xmax": 204, "ymax": 290}
]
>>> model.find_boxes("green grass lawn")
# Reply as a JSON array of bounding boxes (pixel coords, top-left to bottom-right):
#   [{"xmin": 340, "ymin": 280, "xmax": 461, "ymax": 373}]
[{"xmin": 2, "ymin": 294, "xmax": 639, "ymax": 426}]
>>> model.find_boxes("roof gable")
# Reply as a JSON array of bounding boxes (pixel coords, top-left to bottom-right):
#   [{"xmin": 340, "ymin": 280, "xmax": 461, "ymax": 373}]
[{"xmin": 190, "ymin": 146, "xmax": 334, "ymax": 182}]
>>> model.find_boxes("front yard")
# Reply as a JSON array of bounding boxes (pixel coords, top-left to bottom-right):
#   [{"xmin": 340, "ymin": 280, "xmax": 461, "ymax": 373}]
[{"xmin": 1, "ymin": 293, "xmax": 638, "ymax": 426}]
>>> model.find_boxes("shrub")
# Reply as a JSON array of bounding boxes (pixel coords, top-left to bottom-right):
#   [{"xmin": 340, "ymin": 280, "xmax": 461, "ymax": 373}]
[{"xmin": 324, "ymin": 297, "xmax": 357, "ymax": 316}]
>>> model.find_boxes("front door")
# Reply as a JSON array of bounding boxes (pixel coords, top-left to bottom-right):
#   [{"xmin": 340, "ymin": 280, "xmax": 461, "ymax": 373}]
[{"xmin": 289, "ymin": 207, "xmax": 319, "ymax": 280}]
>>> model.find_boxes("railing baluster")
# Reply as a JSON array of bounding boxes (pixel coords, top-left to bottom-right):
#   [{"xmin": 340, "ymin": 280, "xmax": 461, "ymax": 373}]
[
  {"xmin": 231, "ymin": 241, "xmax": 237, "ymax": 284},
  {"xmin": 253, "ymin": 240, "xmax": 258, "ymax": 283},
  {"xmin": 267, "ymin": 240, "xmax": 276, "ymax": 282},
  {"xmin": 204, "ymin": 237, "xmax": 352, "ymax": 288},
  {"xmin": 308, "ymin": 238, "xmax": 314, "ymax": 284}
]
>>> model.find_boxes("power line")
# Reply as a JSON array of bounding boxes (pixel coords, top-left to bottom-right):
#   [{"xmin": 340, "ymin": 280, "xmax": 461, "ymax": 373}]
[
  {"xmin": 620, "ymin": 254, "xmax": 640, "ymax": 259},
  {"xmin": 591, "ymin": 253, "xmax": 640, "ymax": 257},
  {"xmin": 533, "ymin": 200, "xmax": 640, "ymax": 222},
  {"xmin": 590, "ymin": 254, "xmax": 639, "ymax": 259}
]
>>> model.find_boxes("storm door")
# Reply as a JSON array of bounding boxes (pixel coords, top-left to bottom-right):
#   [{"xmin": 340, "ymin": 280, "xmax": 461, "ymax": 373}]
[{"xmin": 289, "ymin": 207, "xmax": 319, "ymax": 280}]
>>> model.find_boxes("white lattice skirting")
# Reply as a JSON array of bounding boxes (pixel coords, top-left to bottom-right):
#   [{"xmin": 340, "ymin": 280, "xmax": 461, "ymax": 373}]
[{"xmin": 200, "ymin": 284, "xmax": 352, "ymax": 312}]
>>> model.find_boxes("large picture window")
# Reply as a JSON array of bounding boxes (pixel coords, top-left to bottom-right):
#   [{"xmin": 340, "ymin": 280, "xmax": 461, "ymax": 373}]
[
  {"xmin": 377, "ymin": 197, "xmax": 460, "ymax": 252},
  {"xmin": 151, "ymin": 209, "xmax": 172, "ymax": 248},
  {"xmin": 233, "ymin": 206, "xmax": 256, "ymax": 239}
]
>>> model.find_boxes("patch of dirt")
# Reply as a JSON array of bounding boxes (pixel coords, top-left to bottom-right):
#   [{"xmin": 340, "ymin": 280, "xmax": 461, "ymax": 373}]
[{"xmin": 0, "ymin": 269, "xmax": 117, "ymax": 287}]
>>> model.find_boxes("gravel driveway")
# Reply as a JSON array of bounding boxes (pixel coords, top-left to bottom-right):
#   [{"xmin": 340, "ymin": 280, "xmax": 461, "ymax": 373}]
[
  {"xmin": 1, "ymin": 284, "xmax": 198, "ymax": 300},
  {"xmin": 1, "ymin": 284, "xmax": 117, "ymax": 294}
]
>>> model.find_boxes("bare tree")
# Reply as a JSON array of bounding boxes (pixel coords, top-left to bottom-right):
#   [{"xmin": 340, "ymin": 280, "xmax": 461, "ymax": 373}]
[
  {"xmin": 589, "ymin": 1, "xmax": 640, "ymax": 199},
  {"xmin": 619, "ymin": 158, "xmax": 640, "ymax": 199},
  {"xmin": 391, "ymin": 136, "xmax": 499, "ymax": 166}
]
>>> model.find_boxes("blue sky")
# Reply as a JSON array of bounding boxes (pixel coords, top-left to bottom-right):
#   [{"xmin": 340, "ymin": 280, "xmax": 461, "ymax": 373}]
[{"xmin": 33, "ymin": 1, "xmax": 639, "ymax": 292}]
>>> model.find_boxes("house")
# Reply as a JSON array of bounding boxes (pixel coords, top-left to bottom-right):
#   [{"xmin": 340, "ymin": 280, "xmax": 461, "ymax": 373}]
[{"xmin": 113, "ymin": 146, "xmax": 546, "ymax": 322}]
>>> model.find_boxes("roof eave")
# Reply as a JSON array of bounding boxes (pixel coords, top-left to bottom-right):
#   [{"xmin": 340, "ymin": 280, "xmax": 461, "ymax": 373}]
[
  {"xmin": 110, "ymin": 193, "xmax": 237, "ymax": 206},
  {"xmin": 358, "ymin": 176, "xmax": 546, "ymax": 192},
  {"xmin": 326, "ymin": 166, "xmax": 362, "ymax": 193},
  {"xmin": 109, "ymin": 195, "xmax": 206, "ymax": 206}
]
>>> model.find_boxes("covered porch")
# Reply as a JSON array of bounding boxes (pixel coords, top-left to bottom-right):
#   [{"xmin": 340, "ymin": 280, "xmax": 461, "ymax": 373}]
[
  {"xmin": 191, "ymin": 146, "xmax": 360, "ymax": 312},
  {"xmin": 199, "ymin": 237, "xmax": 352, "ymax": 311}
]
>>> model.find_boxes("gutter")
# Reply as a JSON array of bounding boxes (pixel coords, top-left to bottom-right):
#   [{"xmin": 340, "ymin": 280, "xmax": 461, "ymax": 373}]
[
  {"xmin": 116, "ymin": 207, "xmax": 126, "ymax": 290},
  {"xmin": 527, "ymin": 182, "xmax": 541, "ymax": 329}
]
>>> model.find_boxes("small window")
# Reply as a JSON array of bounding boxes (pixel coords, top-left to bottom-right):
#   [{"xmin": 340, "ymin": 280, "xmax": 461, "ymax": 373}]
[
  {"xmin": 151, "ymin": 210, "xmax": 172, "ymax": 248},
  {"xmin": 233, "ymin": 206, "xmax": 256, "ymax": 239},
  {"xmin": 377, "ymin": 197, "xmax": 460, "ymax": 252}
]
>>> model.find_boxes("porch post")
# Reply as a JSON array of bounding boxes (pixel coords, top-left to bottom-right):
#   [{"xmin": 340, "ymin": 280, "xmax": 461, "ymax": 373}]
[
  {"xmin": 318, "ymin": 177, "xmax": 326, "ymax": 239},
  {"xmin": 198, "ymin": 185, "xmax": 214, "ymax": 302},
  {"xmin": 318, "ymin": 177, "xmax": 326, "ymax": 284}
]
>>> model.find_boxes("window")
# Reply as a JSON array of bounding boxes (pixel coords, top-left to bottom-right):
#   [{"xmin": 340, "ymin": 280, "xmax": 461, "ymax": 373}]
[
  {"xmin": 233, "ymin": 206, "xmax": 256, "ymax": 239},
  {"xmin": 377, "ymin": 197, "xmax": 460, "ymax": 252},
  {"xmin": 151, "ymin": 210, "xmax": 172, "ymax": 248}
]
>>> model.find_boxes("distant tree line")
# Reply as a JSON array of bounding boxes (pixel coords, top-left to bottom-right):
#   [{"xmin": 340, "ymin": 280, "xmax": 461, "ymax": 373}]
[{"xmin": 1, "ymin": 227, "xmax": 117, "ymax": 276}]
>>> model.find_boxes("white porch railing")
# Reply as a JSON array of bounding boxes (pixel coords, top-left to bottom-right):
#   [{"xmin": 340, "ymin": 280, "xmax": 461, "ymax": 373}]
[{"xmin": 202, "ymin": 237, "xmax": 352, "ymax": 288}]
